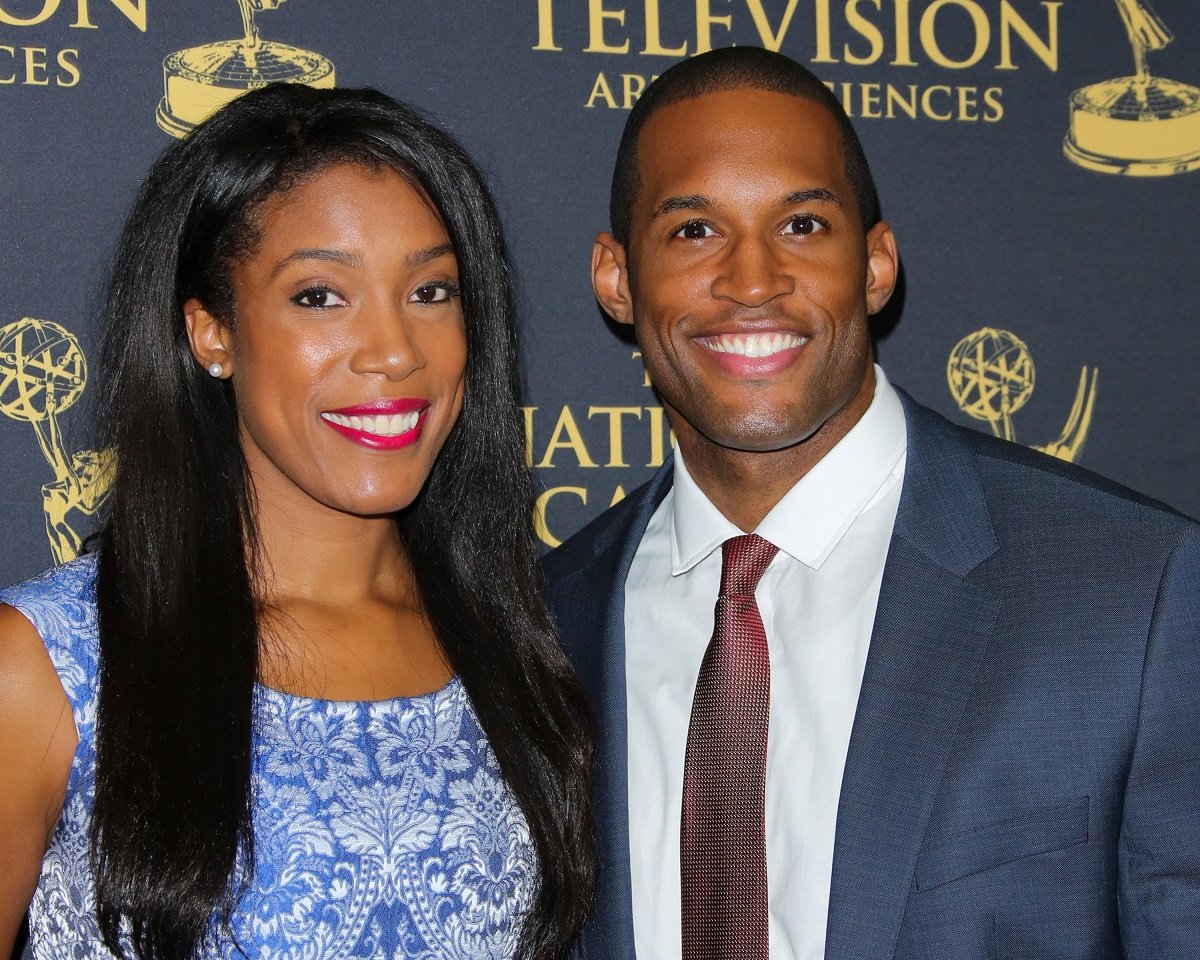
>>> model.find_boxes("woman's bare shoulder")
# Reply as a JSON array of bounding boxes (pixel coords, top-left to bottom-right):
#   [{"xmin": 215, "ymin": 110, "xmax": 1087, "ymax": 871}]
[
  {"xmin": 0, "ymin": 602, "xmax": 77, "ymax": 951},
  {"xmin": 0, "ymin": 601, "xmax": 74, "ymax": 722},
  {"xmin": 0, "ymin": 601, "xmax": 77, "ymax": 803}
]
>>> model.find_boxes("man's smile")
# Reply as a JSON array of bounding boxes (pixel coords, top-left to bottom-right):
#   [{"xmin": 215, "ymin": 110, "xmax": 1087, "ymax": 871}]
[{"xmin": 696, "ymin": 332, "xmax": 808, "ymax": 358}]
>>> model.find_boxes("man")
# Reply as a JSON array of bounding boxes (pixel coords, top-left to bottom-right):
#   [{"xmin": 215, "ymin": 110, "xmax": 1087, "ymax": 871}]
[{"xmin": 543, "ymin": 46, "xmax": 1200, "ymax": 960}]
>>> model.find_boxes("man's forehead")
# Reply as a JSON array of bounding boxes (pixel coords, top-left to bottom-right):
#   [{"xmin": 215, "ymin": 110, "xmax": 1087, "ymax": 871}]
[
  {"xmin": 634, "ymin": 89, "xmax": 848, "ymax": 194},
  {"xmin": 641, "ymin": 86, "xmax": 842, "ymax": 142}
]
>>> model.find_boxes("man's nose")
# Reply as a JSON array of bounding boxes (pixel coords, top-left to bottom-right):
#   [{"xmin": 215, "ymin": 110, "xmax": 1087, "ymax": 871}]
[{"xmin": 709, "ymin": 237, "xmax": 794, "ymax": 308}]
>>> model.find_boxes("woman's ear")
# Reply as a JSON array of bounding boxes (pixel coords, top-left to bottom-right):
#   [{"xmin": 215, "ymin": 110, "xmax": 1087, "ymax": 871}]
[{"xmin": 183, "ymin": 298, "xmax": 232, "ymax": 379}]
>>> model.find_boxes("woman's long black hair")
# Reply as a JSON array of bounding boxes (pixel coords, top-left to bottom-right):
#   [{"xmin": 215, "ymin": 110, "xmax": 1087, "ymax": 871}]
[{"xmin": 92, "ymin": 84, "xmax": 594, "ymax": 960}]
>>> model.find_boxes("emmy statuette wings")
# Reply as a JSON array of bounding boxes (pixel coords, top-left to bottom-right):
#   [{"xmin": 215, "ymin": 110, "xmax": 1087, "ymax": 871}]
[
  {"xmin": 156, "ymin": 0, "xmax": 336, "ymax": 138},
  {"xmin": 0, "ymin": 318, "xmax": 114, "ymax": 564}
]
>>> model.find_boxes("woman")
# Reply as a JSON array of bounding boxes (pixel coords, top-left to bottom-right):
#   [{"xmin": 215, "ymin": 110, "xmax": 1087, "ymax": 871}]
[{"xmin": 0, "ymin": 84, "xmax": 593, "ymax": 960}]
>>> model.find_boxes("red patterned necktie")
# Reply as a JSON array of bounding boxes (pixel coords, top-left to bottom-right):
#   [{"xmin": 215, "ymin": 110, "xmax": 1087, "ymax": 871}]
[{"xmin": 681, "ymin": 533, "xmax": 778, "ymax": 960}]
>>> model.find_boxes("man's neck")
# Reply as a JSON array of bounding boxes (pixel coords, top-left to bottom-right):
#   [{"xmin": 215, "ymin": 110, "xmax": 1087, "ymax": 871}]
[
  {"xmin": 674, "ymin": 441, "xmax": 818, "ymax": 532},
  {"xmin": 670, "ymin": 377, "xmax": 876, "ymax": 532}
]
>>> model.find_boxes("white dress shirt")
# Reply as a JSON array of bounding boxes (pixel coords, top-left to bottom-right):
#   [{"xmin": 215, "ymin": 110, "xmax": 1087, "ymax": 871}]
[{"xmin": 624, "ymin": 367, "xmax": 908, "ymax": 960}]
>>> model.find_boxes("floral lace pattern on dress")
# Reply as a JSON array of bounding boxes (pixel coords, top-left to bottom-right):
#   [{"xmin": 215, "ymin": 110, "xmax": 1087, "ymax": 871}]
[{"xmin": 0, "ymin": 555, "xmax": 535, "ymax": 960}]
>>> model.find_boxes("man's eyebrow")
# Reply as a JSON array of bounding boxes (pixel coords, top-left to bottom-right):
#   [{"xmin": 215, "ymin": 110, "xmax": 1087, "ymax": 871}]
[
  {"xmin": 652, "ymin": 195, "xmax": 710, "ymax": 219},
  {"xmin": 651, "ymin": 189, "xmax": 844, "ymax": 221},
  {"xmin": 405, "ymin": 243, "xmax": 456, "ymax": 269},
  {"xmin": 784, "ymin": 188, "xmax": 843, "ymax": 207}
]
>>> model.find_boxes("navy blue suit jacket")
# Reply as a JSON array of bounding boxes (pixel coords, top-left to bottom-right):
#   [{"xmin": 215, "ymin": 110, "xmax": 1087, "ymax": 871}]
[{"xmin": 542, "ymin": 391, "xmax": 1200, "ymax": 959}]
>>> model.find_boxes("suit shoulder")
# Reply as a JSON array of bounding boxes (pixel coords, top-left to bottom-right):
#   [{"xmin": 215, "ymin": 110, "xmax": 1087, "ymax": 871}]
[
  {"xmin": 975, "ymin": 431, "xmax": 1187, "ymax": 527},
  {"xmin": 911, "ymin": 399, "xmax": 1191, "ymax": 531},
  {"xmin": 541, "ymin": 481, "xmax": 654, "ymax": 586}
]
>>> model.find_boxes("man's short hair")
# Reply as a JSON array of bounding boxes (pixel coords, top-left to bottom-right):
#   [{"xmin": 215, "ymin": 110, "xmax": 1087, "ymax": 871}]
[{"xmin": 610, "ymin": 46, "xmax": 881, "ymax": 246}]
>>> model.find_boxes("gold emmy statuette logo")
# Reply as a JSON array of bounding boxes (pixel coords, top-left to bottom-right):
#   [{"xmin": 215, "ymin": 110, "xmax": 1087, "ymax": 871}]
[
  {"xmin": 0, "ymin": 318, "xmax": 114, "ymax": 563},
  {"xmin": 947, "ymin": 328, "xmax": 1099, "ymax": 464},
  {"xmin": 156, "ymin": 0, "xmax": 335, "ymax": 138},
  {"xmin": 1064, "ymin": 0, "xmax": 1200, "ymax": 175}
]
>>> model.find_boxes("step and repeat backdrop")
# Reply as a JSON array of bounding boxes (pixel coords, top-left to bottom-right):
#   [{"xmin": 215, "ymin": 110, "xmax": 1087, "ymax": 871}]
[{"xmin": 2, "ymin": 0, "xmax": 1199, "ymax": 586}]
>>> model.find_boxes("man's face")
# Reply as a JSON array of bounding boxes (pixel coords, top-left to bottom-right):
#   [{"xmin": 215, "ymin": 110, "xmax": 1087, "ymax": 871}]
[{"xmin": 593, "ymin": 88, "xmax": 897, "ymax": 460}]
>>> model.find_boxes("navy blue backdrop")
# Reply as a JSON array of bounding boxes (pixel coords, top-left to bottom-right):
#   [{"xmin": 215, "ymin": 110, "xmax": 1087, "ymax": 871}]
[{"xmin": 3, "ymin": 0, "xmax": 1199, "ymax": 582}]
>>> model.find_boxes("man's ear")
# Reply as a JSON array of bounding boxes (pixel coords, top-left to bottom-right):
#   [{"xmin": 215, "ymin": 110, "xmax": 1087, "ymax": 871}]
[
  {"xmin": 182, "ymin": 298, "xmax": 232, "ymax": 378},
  {"xmin": 592, "ymin": 232, "xmax": 634, "ymax": 326},
  {"xmin": 863, "ymin": 221, "xmax": 899, "ymax": 315}
]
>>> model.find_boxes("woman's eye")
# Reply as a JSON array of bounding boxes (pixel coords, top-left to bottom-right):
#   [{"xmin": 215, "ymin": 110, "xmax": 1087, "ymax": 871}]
[
  {"xmin": 674, "ymin": 220, "xmax": 715, "ymax": 240},
  {"xmin": 291, "ymin": 286, "xmax": 346, "ymax": 309},
  {"xmin": 411, "ymin": 282, "xmax": 459, "ymax": 304},
  {"xmin": 783, "ymin": 215, "xmax": 823, "ymax": 237}
]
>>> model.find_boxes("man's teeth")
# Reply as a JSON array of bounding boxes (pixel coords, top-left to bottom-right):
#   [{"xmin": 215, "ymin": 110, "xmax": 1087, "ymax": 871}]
[
  {"xmin": 321, "ymin": 411, "xmax": 420, "ymax": 436},
  {"xmin": 701, "ymin": 333, "xmax": 806, "ymax": 358}
]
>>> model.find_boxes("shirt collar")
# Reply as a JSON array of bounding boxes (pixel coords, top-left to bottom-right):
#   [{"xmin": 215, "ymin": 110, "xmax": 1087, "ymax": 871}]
[{"xmin": 669, "ymin": 365, "xmax": 907, "ymax": 574}]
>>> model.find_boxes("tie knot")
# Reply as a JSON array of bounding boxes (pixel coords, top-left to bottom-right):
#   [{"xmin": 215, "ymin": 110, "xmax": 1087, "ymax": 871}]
[{"xmin": 719, "ymin": 534, "xmax": 778, "ymax": 597}]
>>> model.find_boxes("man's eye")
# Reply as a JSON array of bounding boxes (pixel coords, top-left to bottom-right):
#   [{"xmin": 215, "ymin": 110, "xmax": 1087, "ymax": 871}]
[
  {"xmin": 783, "ymin": 215, "xmax": 823, "ymax": 237},
  {"xmin": 291, "ymin": 285, "xmax": 346, "ymax": 308},
  {"xmin": 674, "ymin": 220, "xmax": 715, "ymax": 240}
]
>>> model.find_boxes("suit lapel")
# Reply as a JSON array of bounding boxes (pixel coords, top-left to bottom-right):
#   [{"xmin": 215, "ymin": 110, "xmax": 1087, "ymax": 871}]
[
  {"xmin": 559, "ymin": 464, "xmax": 673, "ymax": 960},
  {"xmin": 825, "ymin": 396, "xmax": 1000, "ymax": 960}
]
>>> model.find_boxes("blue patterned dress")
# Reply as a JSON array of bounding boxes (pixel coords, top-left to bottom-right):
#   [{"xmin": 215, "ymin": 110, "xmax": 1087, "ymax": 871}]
[{"xmin": 0, "ymin": 555, "xmax": 535, "ymax": 959}]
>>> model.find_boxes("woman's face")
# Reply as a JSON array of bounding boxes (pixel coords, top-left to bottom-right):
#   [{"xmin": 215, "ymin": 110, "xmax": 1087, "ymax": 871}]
[{"xmin": 187, "ymin": 163, "xmax": 468, "ymax": 520}]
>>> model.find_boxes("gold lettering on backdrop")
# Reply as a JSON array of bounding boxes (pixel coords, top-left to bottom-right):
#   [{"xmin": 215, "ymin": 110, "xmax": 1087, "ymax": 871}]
[
  {"xmin": 586, "ymin": 0, "xmax": 630, "ymax": 54},
  {"xmin": 0, "ymin": 0, "xmax": 144, "ymax": 29},
  {"xmin": 534, "ymin": 486, "xmax": 587, "ymax": 549},
  {"xmin": 0, "ymin": 0, "xmax": 60, "ymax": 27},
  {"xmin": 156, "ymin": 0, "xmax": 335, "ymax": 138},
  {"xmin": 534, "ymin": 484, "xmax": 629, "ymax": 548},
  {"xmin": 1063, "ymin": 0, "xmax": 1200, "ymax": 176},
  {"xmin": 536, "ymin": 406, "xmax": 599, "ymax": 468},
  {"xmin": 891, "ymin": 0, "xmax": 916, "ymax": 66},
  {"xmin": 622, "ymin": 70, "xmax": 646, "ymax": 104},
  {"xmin": 812, "ymin": 0, "xmax": 836, "ymax": 63},
  {"xmin": 859, "ymin": 80, "xmax": 882, "ymax": 117},
  {"xmin": 743, "ymin": 0, "xmax": 803, "ymax": 53},
  {"xmin": 947, "ymin": 327, "xmax": 1098, "ymax": 464},
  {"xmin": 998, "ymin": 1, "xmax": 1059, "ymax": 70},
  {"xmin": 585, "ymin": 70, "xmax": 659, "ymax": 108},
  {"xmin": 642, "ymin": 0, "xmax": 687, "ymax": 56},
  {"xmin": 537, "ymin": 1, "xmax": 1059, "ymax": 120},
  {"xmin": 921, "ymin": 83, "xmax": 953, "ymax": 120},
  {"xmin": 632, "ymin": 350, "xmax": 652, "ymax": 387},
  {"xmin": 0, "ymin": 43, "xmax": 78, "ymax": 84},
  {"xmin": 919, "ymin": 0, "xmax": 990, "ymax": 70},
  {"xmin": 843, "ymin": 0, "xmax": 885, "ymax": 67},
  {"xmin": 0, "ymin": 317, "xmax": 114, "ymax": 563},
  {"xmin": 526, "ymin": 357, "xmax": 674, "ymax": 546},
  {"xmin": 694, "ymin": 0, "xmax": 732, "ymax": 54},
  {"xmin": 23, "ymin": 45, "xmax": 49, "ymax": 84},
  {"xmin": 0, "ymin": 0, "xmax": 145, "ymax": 87},
  {"xmin": 57, "ymin": 46, "xmax": 79, "ymax": 84},
  {"xmin": 646, "ymin": 405, "xmax": 670, "ymax": 467},
  {"xmin": 523, "ymin": 406, "xmax": 537, "ymax": 466},
  {"xmin": 533, "ymin": 0, "xmax": 563, "ymax": 50},
  {"xmin": 586, "ymin": 70, "xmax": 618, "ymax": 108},
  {"xmin": 71, "ymin": 0, "xmax": 146, "ymax": 31},
  {"xmin": 588, "ymin": 406, "xmax": 643, "ymax": 467},
  {"xmin": 826, "ymin": 79, "xmax": 1001, "ymax": 122}
]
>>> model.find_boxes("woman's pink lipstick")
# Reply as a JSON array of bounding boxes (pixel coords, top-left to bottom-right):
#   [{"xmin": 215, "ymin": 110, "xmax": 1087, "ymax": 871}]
[{"xmin": 320, "ymin": 398, "xmax": 428, "ymax": 450}]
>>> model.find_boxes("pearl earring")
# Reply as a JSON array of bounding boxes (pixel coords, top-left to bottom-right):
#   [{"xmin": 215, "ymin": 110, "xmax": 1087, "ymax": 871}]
[{"xmin": 207, "ymin": 362, "xmax": 224, "ymax": 378}]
